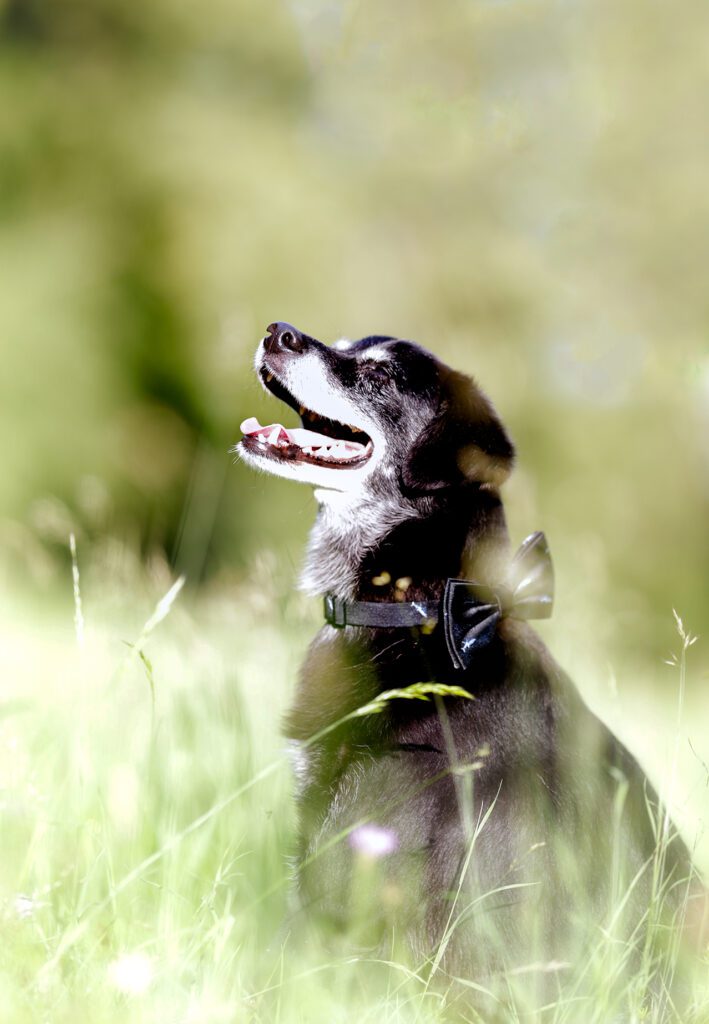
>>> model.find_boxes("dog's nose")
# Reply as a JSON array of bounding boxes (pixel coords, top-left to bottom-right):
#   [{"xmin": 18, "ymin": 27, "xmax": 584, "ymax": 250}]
[{"xmin": 265, "ymin": 322, "xmax": 307, "ymax": 355}]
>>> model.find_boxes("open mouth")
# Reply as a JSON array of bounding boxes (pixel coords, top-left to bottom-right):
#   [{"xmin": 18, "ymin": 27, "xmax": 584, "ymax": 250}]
[{"xmin": 240, "ymin": 366, "xmax": 373, "ymax": 469}]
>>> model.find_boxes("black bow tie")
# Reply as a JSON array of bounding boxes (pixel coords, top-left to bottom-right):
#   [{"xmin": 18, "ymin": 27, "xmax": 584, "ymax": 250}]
[
  {"xmin": 440, "ymin": 531, "xmax": 553, "ymax": 669},
  {"xmin": 323, "ymin": 531, "xmax": 554, "ymax": 671}
]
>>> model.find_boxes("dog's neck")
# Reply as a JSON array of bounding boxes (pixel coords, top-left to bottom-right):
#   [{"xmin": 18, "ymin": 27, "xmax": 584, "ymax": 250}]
[
  {"xmin": 299, "ymin": 485, "xmax": 510, "ymax": 602},
  {"xmin": 299, "ymin": 487, "xmax": 419, "ymax": 599}
]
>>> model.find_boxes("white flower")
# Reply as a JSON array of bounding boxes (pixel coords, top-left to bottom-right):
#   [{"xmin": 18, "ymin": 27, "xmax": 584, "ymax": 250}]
[
  {"xmin": 14, "ymin": 894, "xmax": 35, "ymax": 919},
  {"xmin": 108, "ymin": 952, "xmax": 154, "ymax": 995}
]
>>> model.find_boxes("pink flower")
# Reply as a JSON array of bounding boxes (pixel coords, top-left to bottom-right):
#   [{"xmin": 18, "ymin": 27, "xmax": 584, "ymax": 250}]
[{"xmin": 348, "ymin": 823, "xmax": 398, "ymax": 858}]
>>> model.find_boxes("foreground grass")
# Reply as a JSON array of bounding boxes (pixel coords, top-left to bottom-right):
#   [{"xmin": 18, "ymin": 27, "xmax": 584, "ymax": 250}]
[{"xmin": 0, "ymin": 540, "xmax": 707, "ymax": 1023}]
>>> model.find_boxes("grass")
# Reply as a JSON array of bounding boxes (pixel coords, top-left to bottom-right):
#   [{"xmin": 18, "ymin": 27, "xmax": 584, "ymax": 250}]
[{"xmin": 1, "ymin": 537, "xmax": 707, "ymax": 1023}]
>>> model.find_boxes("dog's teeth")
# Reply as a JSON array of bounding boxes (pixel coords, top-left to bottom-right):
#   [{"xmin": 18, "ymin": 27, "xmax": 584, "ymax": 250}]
[
  {"xmin": 258, "ymin": 433, "xmax": 266, "ymax": 443},
  {"xmin": 267, "ymin": 426, "xmax": 281, "ymax": 445},
  {"xmin": 299, "ymin": 436, "xmax": 364, "ymax": 462}
]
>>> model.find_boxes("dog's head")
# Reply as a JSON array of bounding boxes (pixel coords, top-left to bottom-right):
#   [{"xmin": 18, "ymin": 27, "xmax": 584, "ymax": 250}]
[{"xmin": 238, "ymin": 322, "xmax": 515, "ymax": 503}]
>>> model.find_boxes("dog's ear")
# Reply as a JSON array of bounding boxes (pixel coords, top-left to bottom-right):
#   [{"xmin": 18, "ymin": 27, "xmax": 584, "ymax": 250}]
[{"xmin": 400, "ymin": 368, "xmax": 515, "ymax": 495}]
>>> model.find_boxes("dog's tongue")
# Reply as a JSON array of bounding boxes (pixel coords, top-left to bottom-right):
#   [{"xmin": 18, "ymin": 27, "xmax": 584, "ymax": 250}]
[
  {"xmin": 241, "ymin": 417, "xmax": 296, "ymax": 445},
  {"xmin": 240, "ymin": 417, "xmax": 367, "ymax": 458},
  {"xmin": 241, "ymin": 417, "xmax": 336, "ymax": 447}
]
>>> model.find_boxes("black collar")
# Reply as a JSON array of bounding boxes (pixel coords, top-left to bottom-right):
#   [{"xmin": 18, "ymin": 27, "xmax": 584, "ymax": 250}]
[{"xmin": 323, "ymin": 531, "xmax": 554, "ymax": 671}]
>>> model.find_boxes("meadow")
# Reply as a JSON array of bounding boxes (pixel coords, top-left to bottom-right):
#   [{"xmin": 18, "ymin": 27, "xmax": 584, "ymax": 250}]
[{"xmin": 1, "ymin": 527, "xmax": 707, "ymax": 1023}]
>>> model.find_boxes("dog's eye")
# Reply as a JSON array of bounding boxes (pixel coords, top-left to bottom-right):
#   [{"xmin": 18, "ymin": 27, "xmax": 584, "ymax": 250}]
[{"xmin": 360, "ymin": 361, "xmax": 390, "ymax": 383}]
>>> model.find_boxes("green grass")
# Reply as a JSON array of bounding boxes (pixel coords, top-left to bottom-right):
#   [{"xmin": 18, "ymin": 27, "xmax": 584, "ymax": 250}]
[{"xmin": 1, "ymin": 539, "xmax": 707, "ymax": 1024}]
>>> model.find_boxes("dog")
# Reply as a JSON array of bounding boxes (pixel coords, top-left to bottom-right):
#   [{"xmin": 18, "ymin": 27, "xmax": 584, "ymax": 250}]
[{"xmin": 238, "ymin": 322, "xmax": 697, "ymax": 1000}]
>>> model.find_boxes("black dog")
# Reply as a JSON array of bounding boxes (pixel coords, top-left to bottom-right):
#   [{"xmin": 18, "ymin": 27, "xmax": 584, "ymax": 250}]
[{"xmin": 238, "ymin": 322, "xmax": 695, "ymax": 994}]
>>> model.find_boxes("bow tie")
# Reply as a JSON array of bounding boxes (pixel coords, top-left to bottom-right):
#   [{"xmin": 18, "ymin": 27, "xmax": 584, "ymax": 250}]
[
  {"xmin": 441, "ymin": 530, "xmax": 553, "ymax": 669},
  {"xmin": 323, "ymin": 531, "xmax": 554, "ymax": 672}
]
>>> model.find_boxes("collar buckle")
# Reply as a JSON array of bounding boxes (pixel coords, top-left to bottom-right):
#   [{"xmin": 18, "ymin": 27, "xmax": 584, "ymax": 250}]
[{"xmin": 323, "ymin": 593, "xmax": 347, "ymax": 628}]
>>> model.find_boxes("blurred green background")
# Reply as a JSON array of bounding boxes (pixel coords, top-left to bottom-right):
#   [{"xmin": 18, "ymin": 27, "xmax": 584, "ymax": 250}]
[{"xmin": 1, "ymin": 0, "xmax": 708, "ymax": 802}]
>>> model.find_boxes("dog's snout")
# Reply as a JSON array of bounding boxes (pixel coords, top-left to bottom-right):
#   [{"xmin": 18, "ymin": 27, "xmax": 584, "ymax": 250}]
[{"xmin": 266, "ymin": 322, "xmax": 307, "ymax": 355}]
